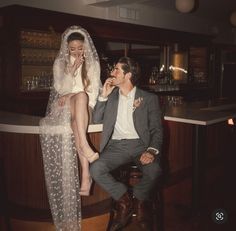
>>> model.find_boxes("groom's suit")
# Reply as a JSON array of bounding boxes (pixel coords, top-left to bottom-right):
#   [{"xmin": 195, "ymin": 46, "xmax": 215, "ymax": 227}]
[
  {"xmin": 90, "ymin": 87, "xmax": 163, "ymax": 201},
  {"xmin": 93, "ymin": 87, "xmax": 163, "ymax": 152}
]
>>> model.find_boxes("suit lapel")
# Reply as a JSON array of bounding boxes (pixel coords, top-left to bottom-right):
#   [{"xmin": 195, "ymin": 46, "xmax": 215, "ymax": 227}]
[
  {"xmin": 133, "ymin": 88, "xmax": 143, "ymax": 124},
  {"xmin": 108, "ymin": 88, "xmax": 119, "ymax": 128},
  {"xmin": 101, "ymin": 89, "xmax": 119, "ymax": 152}
]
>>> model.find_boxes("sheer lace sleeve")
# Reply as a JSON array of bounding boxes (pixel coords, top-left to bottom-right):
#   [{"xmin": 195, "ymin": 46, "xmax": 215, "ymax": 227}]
[
  {"xmin": 53, "ymin": 59, "xmax": 74, "ymax": 96},
  {"xmin": 87, "ymin": 60, "xmax": 102, "ymax": 109}
]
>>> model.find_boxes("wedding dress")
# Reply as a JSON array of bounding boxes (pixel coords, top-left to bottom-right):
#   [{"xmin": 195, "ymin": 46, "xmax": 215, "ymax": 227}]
[{"xmin": 39, "ymin": 25, "xmax": 101, "ymax": 231}]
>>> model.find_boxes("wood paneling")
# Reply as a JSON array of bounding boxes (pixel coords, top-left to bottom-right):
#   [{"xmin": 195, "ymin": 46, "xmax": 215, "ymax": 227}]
[
  {"xmin": 1, "ymin": 132, "xmax": 48, "ymax": 209},
  {"xmin": 0, "ymin": 120, "xmax": 232, "ymax": 221},
  {"xmin": 0, "ymin": 131, "xmax": 110, "ymax": 220},
  {"xmin": 163, "ymin": 121, "xmax": 193, "ymax": 176},
  {"xmin": 162, "ymin": 120, "xmax": 232, "ymax": 184}
]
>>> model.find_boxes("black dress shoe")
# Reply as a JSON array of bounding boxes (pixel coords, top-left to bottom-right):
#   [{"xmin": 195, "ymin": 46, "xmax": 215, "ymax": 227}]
[{"xmin": 109, "ymin": 192, "xmax": 133, "ymax": 231}]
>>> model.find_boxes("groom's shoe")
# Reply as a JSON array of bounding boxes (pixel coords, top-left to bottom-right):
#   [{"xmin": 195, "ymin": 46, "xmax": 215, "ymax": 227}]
[
  {"xmin": 109, "ymin": 192, "xmax": 133, "ymax": 231},
  {"xmin": 134, "ymin": 198, "xmax": 152, "ymax": 231}
]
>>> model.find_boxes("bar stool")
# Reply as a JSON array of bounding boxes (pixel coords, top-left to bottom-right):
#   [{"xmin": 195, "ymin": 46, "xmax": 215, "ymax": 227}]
[{"xmin": 107, "ymin": 162, "xmax": 164, "ymax": 231}]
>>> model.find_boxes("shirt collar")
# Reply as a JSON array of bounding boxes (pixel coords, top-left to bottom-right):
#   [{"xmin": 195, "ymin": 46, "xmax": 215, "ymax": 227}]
[{"xmin": 119, "ymin": 87, "xmax": 136, "ymax": 99}]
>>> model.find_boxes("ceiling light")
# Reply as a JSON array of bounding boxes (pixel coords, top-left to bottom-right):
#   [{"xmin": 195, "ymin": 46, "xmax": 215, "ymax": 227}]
[{"xmin": 175, "ymin": 0, "xmax": 195, "ymax": 13}]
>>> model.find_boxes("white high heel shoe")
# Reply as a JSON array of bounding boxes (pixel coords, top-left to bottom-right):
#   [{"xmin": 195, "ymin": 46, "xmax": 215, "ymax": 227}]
[
  {"xmin": 78, "ymin": 146, "xmax": 99, "ymax": 163},
  {"xmin": 86, "ymin": 152, "xmax": 99, "ymax": 163}
]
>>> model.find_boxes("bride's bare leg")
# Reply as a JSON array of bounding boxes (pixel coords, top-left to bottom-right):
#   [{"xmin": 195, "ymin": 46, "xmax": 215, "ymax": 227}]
[
  {"xmin": 70, "ymin": 123, "xmax": 92, "ymax": 195},
  {"xmin": 70, "ymin": 92, "xmax": 98, "ymax": 195},
  {"xmin": 70, "ymin": 92, "xmax": 99, "ymax": 163},
  {"xmin": 78, "ymin": 154, "xmax": 92, "ymax": 196}
]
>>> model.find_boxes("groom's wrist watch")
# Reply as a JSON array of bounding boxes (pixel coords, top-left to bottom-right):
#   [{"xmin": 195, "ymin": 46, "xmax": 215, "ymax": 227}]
[{"xmin": 146, "ymin": 148, "xmax": 159, "ymax": 157}]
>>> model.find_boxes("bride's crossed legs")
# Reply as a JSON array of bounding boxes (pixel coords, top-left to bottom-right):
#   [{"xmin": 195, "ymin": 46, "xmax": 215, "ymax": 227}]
[{"xmin": 70, "ymin": 92, "xmax": 99, "ymax": 195}]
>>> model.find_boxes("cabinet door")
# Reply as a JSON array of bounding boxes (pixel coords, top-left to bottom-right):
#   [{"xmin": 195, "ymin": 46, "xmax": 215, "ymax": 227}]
[
  {"xmin": 20, "ymin": 29, "xmax": 60, "ymax": 92},
  {"xmin": 189, "ymin": 46, "xmax": 208, "ymax": 84},
  {"xmin": 0, "ymin": 48, "xmax": 3, "ymax": 95},
  {"xmin": 221, "ymin": 63, "xmax": 236, "ymax": 98}
]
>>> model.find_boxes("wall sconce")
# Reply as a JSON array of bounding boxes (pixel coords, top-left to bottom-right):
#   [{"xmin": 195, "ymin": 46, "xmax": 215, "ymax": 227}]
[
  {"xmin": 228, "ymin": 118, "xmax": 235, "ymax": 125},
  {"xmin": 230, "ymin": 11, "xmax": 236, "ymax": 27},
  {"xmin": 175, "ymin": 0, "xmax": 195, "ymax": 13}
]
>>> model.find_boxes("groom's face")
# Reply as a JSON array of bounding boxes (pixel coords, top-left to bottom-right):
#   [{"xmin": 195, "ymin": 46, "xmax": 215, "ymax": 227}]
[{"xmin": 110, "ymin": 63, "xmax": 130, "ymax": 86}]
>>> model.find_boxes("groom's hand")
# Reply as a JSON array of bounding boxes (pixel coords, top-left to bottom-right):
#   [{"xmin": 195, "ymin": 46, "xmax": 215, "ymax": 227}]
[
  {"xmin": 100, "ymin": 77, "xmax": 116, "ymax": 98},
  {"xmin": 140, "ymin": 152, "xmax": 155, "ymax": 165}
]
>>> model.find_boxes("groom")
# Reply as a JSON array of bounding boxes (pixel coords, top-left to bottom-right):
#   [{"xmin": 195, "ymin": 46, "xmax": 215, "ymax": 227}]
[{"xmin": 90, "ymin": 57, "xmax": 163, "ymax": 230}]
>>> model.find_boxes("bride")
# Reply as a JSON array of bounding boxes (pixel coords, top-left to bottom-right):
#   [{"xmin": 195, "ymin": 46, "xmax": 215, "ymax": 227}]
[{"xmin": 39, "ymin": 25, "xmax": 101, "ymax": 231}]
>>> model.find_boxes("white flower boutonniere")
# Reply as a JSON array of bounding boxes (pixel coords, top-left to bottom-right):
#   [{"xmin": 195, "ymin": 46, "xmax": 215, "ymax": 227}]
[{"xmin": 133, "ymin": 97, "xmax": 143, "ymax": 112}]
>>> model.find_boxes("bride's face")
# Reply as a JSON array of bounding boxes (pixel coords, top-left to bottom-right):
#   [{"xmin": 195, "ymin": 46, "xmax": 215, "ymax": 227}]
[{"xmin": 68, "ymin": 40, "xmax": 84, "ymax": 58}]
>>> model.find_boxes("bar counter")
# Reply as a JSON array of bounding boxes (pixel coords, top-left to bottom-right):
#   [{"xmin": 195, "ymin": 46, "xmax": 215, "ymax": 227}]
[
  {"xmin": 164, "ymin": 99, "xmax": 236, "ymax": 125},
  {"xmin": 0, "ymin": 111, "xmax": 103, "ymax": 134},
  {"xmin": 0, "ymin": 112, "xmax": 108, "ymax": 228},
  {"xmin": 0, "ymin": 99, "xmax": 236, "ymax": 223},
  {"xmin": 1, "ymin": 99, "xmax": 236, "ymax": 133},
  {"xmin": 163, "ymin": 99, "xmax": 236, "ymax": 215}
]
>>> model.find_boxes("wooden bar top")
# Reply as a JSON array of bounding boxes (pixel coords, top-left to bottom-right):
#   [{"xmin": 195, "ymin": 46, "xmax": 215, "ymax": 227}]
[
  {"xmin": 0, "ymin": 111, "xmax": 103, "ymax": 134},
  {"xmin": 1, "ymin": 99, "xmax": 236, "ymax": 134},
  {"xmin": 164, "ymin": 99, "xmax": 236, "ymax": 125}
]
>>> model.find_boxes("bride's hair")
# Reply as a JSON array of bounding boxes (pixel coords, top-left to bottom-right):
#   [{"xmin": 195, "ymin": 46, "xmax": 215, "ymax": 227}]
[
  {"xmin": 67, "ymin": 32, "xmax": 90, "ymax": 90},
  {"xmin": 67, "ymin": 32, "xmax": 84, "ymax": 43}
]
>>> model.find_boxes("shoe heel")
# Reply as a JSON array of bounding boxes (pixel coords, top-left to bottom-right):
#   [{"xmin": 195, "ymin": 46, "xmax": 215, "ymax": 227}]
[
  {"xmin": 79, "ymin": 178, "xmax": 93, "ymax": 196},
  {"xmin": 88, "ymin": 152, "xmax": 99, "ymax": 163}
]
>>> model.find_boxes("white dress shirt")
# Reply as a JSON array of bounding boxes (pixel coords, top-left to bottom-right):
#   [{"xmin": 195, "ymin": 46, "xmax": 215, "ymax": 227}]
[{"xmin": 112, "ymin": 87, "xmax": 139, "ymax": 140}]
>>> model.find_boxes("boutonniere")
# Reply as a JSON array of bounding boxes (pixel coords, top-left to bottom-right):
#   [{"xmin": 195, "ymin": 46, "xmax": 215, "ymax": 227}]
[{"xmin": 133, "ymin": 97, "xmax": 143, "ymax": 112}]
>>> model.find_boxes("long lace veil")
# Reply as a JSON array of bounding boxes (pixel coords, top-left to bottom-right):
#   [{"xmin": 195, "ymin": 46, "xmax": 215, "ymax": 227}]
[{"xmin": 39, "ymin": 25, "xmax": 100, "ymax": 231}]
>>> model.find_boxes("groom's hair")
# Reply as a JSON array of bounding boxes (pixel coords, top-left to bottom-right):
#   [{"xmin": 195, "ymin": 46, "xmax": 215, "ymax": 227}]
[{"xmin": 118, "ymin": 56, "xmax": 140, "ymax": 86}]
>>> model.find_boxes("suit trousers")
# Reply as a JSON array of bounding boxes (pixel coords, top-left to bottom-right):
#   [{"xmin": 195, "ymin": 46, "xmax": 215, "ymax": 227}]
[{"xmin": 90, "ymin": 139, "xmax": 162, "ymax": 201}]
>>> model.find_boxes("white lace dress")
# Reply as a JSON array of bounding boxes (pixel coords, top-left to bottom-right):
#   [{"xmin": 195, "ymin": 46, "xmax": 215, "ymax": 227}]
[{"xmin": 39, "ymin": 25, "xmax": 101, "ymax": 231}]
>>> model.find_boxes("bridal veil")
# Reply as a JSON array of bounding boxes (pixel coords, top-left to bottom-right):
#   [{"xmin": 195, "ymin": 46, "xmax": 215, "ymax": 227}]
[{"xmin": 39, "ymin": 25, "xmax": 100, "ymax": 231}]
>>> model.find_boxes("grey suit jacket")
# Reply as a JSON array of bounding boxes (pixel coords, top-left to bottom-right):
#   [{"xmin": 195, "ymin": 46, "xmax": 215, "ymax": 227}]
[{"xmin": 93, "ymin": 87, "xmax": 163, "ymax": 153}]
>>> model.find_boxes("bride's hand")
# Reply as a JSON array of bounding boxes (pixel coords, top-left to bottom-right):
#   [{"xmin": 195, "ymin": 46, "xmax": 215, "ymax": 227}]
[
  {"xmin": 58, "ymin": 94, "xmax": 72, "ymax": 106},
  {"xmin": 68, "ymin": 54, "xmax": 84, "ymax": 76},
  {"xmin": 58, "ymin": 95, "xmax": 67, "ymax": 106},
  {"xmin": 58, "ymin": 93, "xmax": 74, "ymax": 106}
]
